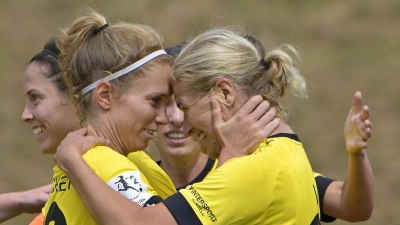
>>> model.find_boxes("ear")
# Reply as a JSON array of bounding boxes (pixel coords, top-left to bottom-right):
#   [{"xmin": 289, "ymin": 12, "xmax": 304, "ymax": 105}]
[
  {"xmin": 212, "ymin": 78, "xmax": 236, "ymax": 108},
  {"xmin": 94, "ymin": 81, "xmax": 113, "ymax": 110}
]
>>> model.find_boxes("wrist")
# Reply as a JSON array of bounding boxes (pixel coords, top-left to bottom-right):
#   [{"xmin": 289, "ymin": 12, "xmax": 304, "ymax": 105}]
[
  {"xmin": 348, "ymin": 148, "xmax": 367, "ymax": 157},
  {"xmin": 56, "ymin": 149, "xmax": 85, "ymax": 173},
  {"xmin": 11, "ymin": 192, "xmax": 26, "ymax": 214}
]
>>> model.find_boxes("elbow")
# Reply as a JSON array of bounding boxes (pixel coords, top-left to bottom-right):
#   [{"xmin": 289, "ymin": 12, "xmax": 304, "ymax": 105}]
[
  {"xmin": 357, "ymin": 209, "xmax": 373, "ymax": 222},
  {"xmin": 344, "ymin": 207, "xmax": 373, "ymax": 222}
]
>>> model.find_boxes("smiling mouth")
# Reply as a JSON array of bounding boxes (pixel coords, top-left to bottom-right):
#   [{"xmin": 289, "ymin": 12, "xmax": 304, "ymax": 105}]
[
  {"xmin": 145, "ymin": 129, "xmax": 157, "ymax": 138},
  {"xmin": 33, "ymin": 127, "xmax": 44, "ymax": 136},
  {"xmin": 165, "ymin": 132, "xmax": 186, "ymax": 139},
  {"xmin": 198, "ymin": 132, "xmax": 206, "ymax": 140}
]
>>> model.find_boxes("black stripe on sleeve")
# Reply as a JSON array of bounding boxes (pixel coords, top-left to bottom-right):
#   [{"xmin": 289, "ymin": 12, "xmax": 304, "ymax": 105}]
[
  {"xmin": 144, "ymin": 195, "xmax": 163, "ymax": 207},
  {"xmin": 163, "ymin": 192, "xmax": 202, "ymax": 225},
  {"xmin": 315, "ymin": 176, "xmax": 337, "ymax": 222},
  {"xmin": 310, "ymin": 213, "xmax": 320, "ymax": 225}
]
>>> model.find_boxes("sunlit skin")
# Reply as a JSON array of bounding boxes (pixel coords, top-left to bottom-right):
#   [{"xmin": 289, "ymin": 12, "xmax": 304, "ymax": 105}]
[
  {"xmin": 86, "ymin": 62, "xmax": 172, "ymax": 156},
  {"xmin": 21, "ymin": 62, "xmax": 80, "ymax": 154}
]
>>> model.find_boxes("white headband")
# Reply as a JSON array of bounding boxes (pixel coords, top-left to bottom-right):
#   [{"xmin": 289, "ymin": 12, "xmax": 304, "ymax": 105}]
[{"xmin": 81, "ymin": 49, "xmax": 167, "ymax": 95}]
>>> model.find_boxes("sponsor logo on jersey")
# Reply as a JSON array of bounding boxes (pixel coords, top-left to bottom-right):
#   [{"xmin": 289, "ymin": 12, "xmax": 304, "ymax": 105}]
[
  {"xmin": 107, "ymin": 171, "xmax": 152, "ymax": 206},
  {"xmin": 189, "ymin": 185, "xmax": 217, "ymax": 222}
]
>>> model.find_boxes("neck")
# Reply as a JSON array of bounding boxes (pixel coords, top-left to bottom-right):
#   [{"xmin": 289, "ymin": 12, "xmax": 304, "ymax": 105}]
[
  {"xmin": 86, "ymin": 121, "xmax": 128, "ymax": 156},
  {"xmin": 159, "ymin": 151, "xmax": 209, "ymax": 188},
  {"xmin": 270, "ymin": 121, "xmax": 294, "ymax": 136}
]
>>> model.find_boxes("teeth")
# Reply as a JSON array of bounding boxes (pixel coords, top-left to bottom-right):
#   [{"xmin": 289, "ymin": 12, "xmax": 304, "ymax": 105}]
[
  {"xmin": 166, "ymin": 133, "xmax": 185, "ymax": 139},
  {"xmin": 33, "ymin": 127, "xmax": 44, "ymax": 135},
  {"xmin": 145, "ymin": 129, "xmax": 156, "ymax": 136},
  {"xmin": 199, "ymin": 132, "xmax": 206, "ymax": 140}
]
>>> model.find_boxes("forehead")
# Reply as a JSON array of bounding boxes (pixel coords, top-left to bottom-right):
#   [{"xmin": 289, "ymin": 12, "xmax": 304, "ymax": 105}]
[
  {"xmin": 173, "ymin": 85, "xmax": 201, "ymax": 107},
  {"xmin": 129, "ymin": 62, "xmax": 172, "ymax": 94},
  {"xmin": 23, "ymin": 62, "xmax": 52, "ymax": 89}
]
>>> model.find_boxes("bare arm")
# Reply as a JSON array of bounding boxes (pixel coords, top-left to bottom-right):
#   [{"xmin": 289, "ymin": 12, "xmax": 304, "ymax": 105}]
[
  {"xmin": 212, "ymin": 95, "xmax": 280, "ymax": 167},
  {"xmin": 55, "ymin": 128, "xmax": 177, "ymax": 225},
  {"xmin": 323, "ymin": 91, "xmax": 374, "ymax": 222},
  {"xmin": 0, "ymin": 184, "xmax": 51, "ymax": 223}
]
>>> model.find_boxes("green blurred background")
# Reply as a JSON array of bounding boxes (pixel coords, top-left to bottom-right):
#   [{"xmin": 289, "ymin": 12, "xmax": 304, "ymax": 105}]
[{"xmin": 0, "ymin": 0, "xmax": 399, "ymax": 224}]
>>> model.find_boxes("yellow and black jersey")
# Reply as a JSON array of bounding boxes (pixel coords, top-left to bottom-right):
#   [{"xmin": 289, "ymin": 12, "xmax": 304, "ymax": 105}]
[
  {"xmin": 128, "ymin": 151, "xmax": 177, "ymax": 199},
  {"xmin": 314, "ymin": 173, "xmax": 337, "ymax": 222},
  {"xmin": 40, "ymin": 146, "xmax": 161, "ymax": 225},
  {"xmin": 164, "ymin": 133, "xmax": 320, "ymax": 225},
  {"xmin": 156, "ymin": 157, "xmax": 217, "ymax": 191}
]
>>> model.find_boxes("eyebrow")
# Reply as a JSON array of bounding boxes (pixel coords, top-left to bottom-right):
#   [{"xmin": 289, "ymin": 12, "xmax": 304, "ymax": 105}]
[
  {"xmin": 25, "ymin": 89, "xmax": 36, "ymax": 96},
  {"xmin": 151, "ymin": 90, "xmax": 172, "ymax": 97}
]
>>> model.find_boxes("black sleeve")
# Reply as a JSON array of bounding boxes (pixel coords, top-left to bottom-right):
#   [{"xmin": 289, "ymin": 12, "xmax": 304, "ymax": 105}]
[
  {"xmin": 163, "ymin": 192, "xmax": 202, "ymax": 225},
  {"xmin": 144, "ymin": 195, "xmax": 163, "ymax": 207},
  {"xmin": 315, "ymin": 176, "xmax": 337, "ymax": 223}
]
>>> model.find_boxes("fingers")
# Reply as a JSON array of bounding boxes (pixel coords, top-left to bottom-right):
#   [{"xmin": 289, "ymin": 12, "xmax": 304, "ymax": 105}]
[
  {"xmin": 72, "ymin": 127, "xmax": 89, "ymax": 136},
  {"xmin": 359, "ymin": 105, "xmax": 372, "ymax": 140},
  {"xmin": 57, "ymin": 129, "xmax": 109, "ymax": 158},
  {"xmin": 257, "ymin": 106, "xmax": 276, "ymax": 126},
  {"xmin": 39, "ymin": 184, "xmax": 52, "ymax": 194},
  {"xmin": 237, "ymin": 95, "xmax": 264, "ymax": 115},
  {"xmin": 360, "ymin": 105, "xmax": 371, "ymax": 121},
  {"xmin": 251, "ymin": 100, "xmax": 273, "ymax": 121},
  {"xmin": 88, "ymin": 136, "xmax": 110, "ymax": 148},
  {"xmin": 364, "ymin": 118, "xmax": 372, "ymax": 131},
  {"xmin": 351, "ymin": 91, "xmax": 363, "ymax": 115},
  {"xmin": 359, "ymin": 125, "xmax": 372, "ymax": 140},
  {"xmin": 262, "ymin": 118, "xmax": 280, "ymax": 135}
]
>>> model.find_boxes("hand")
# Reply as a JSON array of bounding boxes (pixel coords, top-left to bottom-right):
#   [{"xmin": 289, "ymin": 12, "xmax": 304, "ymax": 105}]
[
  {"xmin": 212, "ymin": 95, "xmax": 280, "ymax": 160},
  {"xmin": 20, "ymin": 184, "xmax": 51, "ymax": 214},
  {"xmin": 344, "ymin": 91, "xmax": 372, "ymax": 154},
  {"xmin": 55, "ymin": 127, "xmax": 109, "ymax": 172}
]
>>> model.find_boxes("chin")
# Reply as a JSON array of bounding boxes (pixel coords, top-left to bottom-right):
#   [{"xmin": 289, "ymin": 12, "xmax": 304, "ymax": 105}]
[{"xmin": 134, "ymin": 143, "xmax": 149, "ymax": 151}]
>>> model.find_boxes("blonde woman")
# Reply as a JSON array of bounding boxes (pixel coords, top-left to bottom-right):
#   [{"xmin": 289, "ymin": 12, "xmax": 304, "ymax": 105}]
[{"xmin": 30, "ymin": 11, "xmax": 175, "ymax": 225}]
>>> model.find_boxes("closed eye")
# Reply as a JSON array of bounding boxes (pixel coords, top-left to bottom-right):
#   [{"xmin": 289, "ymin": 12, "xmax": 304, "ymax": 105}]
[
  {"xmin": 177, "ymin": 103, "xmax": 188, "ymax": 112},
  {"xmin": 28, "ymin": 93, "xmax": 40, "ymax": 102},
  {"xmin": 151, "ymin": 97, "xmax": 161, "ymax": 105}
]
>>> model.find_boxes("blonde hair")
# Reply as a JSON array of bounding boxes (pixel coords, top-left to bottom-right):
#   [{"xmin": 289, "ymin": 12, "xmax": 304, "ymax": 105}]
[
  {"xmin": 57, "ymin": 9, "xmax": 172, "ymax": 121},
  {"xmin": 172, "ymin": 28, "xmax": 307, "ymax": 120}
]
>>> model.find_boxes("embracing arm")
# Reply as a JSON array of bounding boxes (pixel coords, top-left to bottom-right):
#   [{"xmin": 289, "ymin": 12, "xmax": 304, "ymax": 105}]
[
  {"xmin": 55, "ymin": 128, "xmax": 177, "ymax": 225},
  {"xmin": 0, "ymin": 184, "xmax": 51, "ymax": 223},
  {"xmin": 323, "ymin": 91, "xmax": 374, "ymax": 222}
]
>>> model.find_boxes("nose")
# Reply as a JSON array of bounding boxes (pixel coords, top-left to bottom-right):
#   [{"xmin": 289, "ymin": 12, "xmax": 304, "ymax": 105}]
[
  {"xmin": 167, "ymin": 100, "xmax": 184, "ymax": 127},
  {"xmin": 155, "ymin": 105, "xmax": 169, "ymax": 125},
  {"xmin": 21, "ymin": 104, "xmax": 33, "ymax": 123}
]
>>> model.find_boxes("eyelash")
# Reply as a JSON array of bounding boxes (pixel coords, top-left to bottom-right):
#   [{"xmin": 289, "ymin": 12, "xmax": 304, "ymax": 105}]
[
  {"xmin": 178, "ymin": 104, "xmax": 187, "ymax": 112},
  {"xmin": 151, "ymin": 97, "xmax": 161, "ymax": 105},
  {"xmin": 30, "ymin": 94, "xmax": 39, "ymax": 101}
]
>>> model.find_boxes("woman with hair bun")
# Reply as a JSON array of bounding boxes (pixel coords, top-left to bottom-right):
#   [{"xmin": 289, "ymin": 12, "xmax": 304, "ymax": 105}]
[{"xmin": 30, "ymin": 10, "xmax": 176, "ymax": 225}]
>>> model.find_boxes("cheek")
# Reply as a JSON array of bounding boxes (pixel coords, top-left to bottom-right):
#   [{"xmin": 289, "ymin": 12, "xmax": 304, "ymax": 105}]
[{"xmin": 186, "ymin": 111, "xmax": 200, "ymax": 127}]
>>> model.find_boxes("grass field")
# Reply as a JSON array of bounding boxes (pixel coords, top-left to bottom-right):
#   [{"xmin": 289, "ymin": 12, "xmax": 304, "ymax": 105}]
[{"xmin": 0, "ymin": 1, "xmax": 399, "ymax": 224}]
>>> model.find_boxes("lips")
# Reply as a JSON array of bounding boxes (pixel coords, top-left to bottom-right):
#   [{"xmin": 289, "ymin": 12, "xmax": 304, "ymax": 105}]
[
  {"xmin": 165, "ymin": 132, "xmax": 186, "ymax": 139},
  {"xmin": 144, "ymin": 129, "xmax": 157, "ymax": 138}
]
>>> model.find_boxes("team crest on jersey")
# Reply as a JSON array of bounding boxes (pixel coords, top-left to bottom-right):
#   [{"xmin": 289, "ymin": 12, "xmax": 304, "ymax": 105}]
[{"xmin": 107, "ymin": 171, "xmax": 152, "ymax": 206}]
